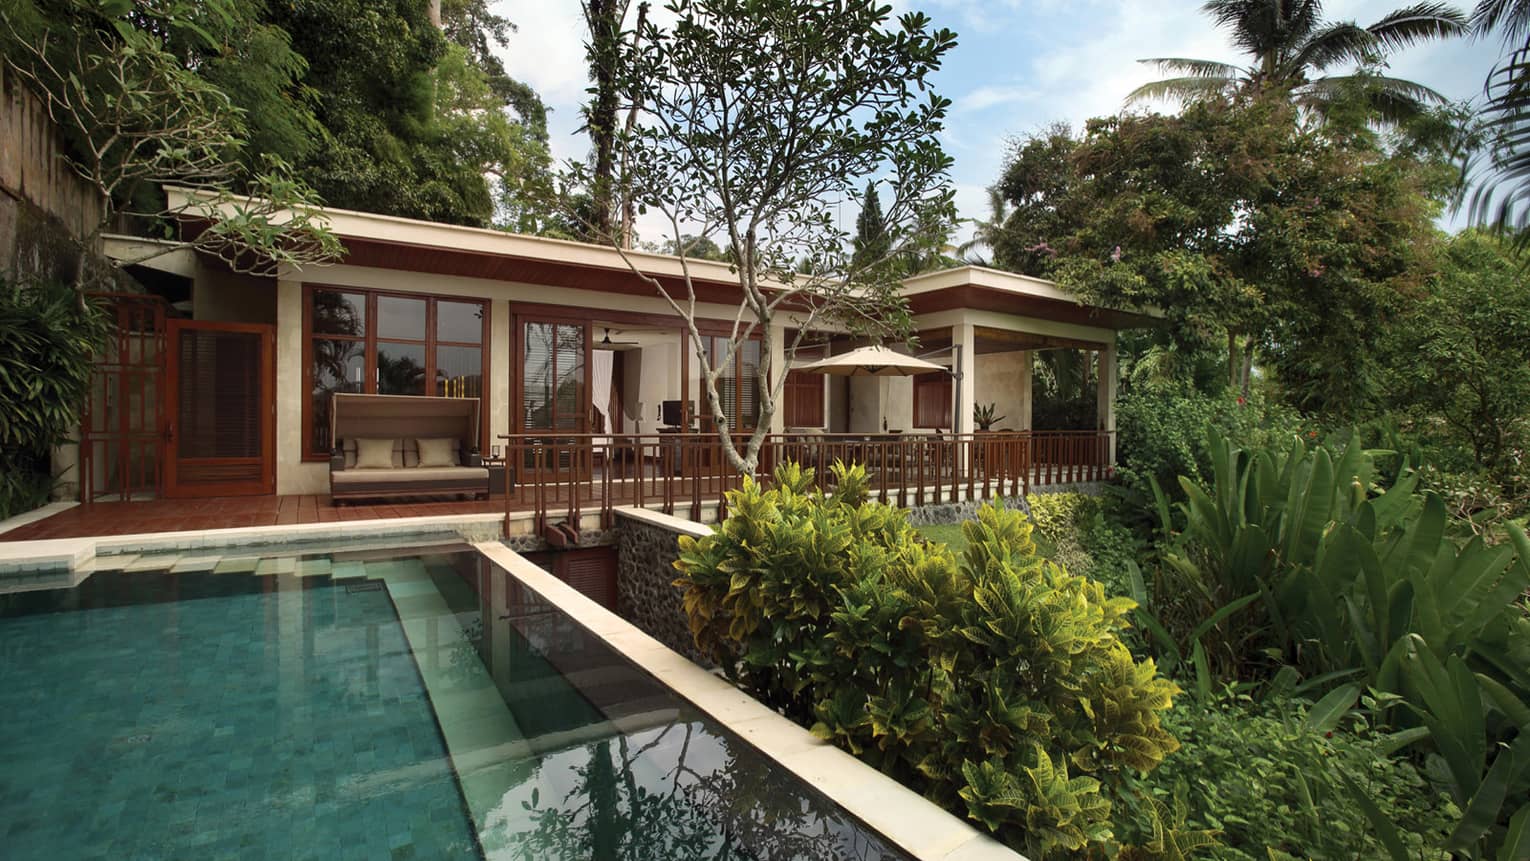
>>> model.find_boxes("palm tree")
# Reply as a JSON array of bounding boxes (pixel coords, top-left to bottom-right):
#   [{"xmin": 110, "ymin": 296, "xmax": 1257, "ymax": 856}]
[
  {"xmin": 957, "ymin": 187, "xmax": 1009, "ymax": 267},
  {"xmin": 1128, "ymin": 0, "xmax": 1467, "ymax": 122},
  {"xmin": 1465, "ymin": 1, "xmax": 1530, "ymax": 240}
]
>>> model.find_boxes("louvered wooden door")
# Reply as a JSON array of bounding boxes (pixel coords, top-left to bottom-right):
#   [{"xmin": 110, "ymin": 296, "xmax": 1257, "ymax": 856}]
[{"xmin": 164, "ymin": 321, "xmax": 275, "ymax": 497}]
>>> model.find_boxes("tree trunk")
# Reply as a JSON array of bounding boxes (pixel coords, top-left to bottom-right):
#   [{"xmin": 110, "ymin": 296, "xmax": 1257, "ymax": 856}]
[
  {"xmin": 617, "ymin": 2, "xmax": 648, "ymax": 249},
  {"xmin": 583, "ymin": 0, "xmax": 626, "ymax": 240}
]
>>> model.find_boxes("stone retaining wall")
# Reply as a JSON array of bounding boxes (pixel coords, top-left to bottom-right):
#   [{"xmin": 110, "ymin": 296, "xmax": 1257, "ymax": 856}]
[{"xmin": 614, "ymin": 509, "xmax": 712, "ymax": 666}]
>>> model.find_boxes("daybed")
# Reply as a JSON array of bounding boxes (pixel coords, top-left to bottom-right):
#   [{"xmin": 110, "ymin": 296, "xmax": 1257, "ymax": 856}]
[{"xmin": 328, "ymin": 393, "xmax": 487, "ymax": 503}]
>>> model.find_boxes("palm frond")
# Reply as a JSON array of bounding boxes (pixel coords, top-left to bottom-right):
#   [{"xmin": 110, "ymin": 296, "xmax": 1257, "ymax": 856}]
[
  {"xmin": 1463, "ymin": 37, "xmax": 1530, "ymax": 246},
  {"xmin": 1471, "ymin": 0, "xmax": 1530, "ymax": 42},
  {"xmin": 1366, "ymin": 3, "xmax": 1470, "ymax": 50},
  {"xmin": 1137, "ymin": 57, "xmax": 1244, "ymax": 78},
  {"xmin": 1294, "ymin": 75, "xmax": 1436, "ymax": 125},
  {"xmin": 1293, "ymin": 23, "xmax": 1377, "ymax": 72},
  {"xmin": 1127, "ymin": 76, "xmax": 1237, "ymax": 106}
]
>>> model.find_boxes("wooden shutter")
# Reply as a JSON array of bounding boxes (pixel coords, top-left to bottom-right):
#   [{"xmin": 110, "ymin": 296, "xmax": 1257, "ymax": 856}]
[
  {"xmin": 559, "ymin": 548, "xmax": 618, "ymax": 610},
  {"xmin": 913, "ymin": 372, "xmax": 952, "ymax": 429},
  {"xmin": 178, "ymin": 329, "xmax": 262, "ymax": 460},
  {"xmin": 783, "ymin": 369, "xmax": 825, "ymax": 427}
]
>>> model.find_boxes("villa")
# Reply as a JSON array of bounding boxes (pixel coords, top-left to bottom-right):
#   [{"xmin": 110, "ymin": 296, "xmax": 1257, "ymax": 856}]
[{"xmin": 44, "ymin": 190, "xmax": 1153, "ymax": 522}]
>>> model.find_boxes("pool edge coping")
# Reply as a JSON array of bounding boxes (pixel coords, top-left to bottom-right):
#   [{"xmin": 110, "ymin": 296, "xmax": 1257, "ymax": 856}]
[{"xmin": 473, "ymin": 539, "xmax": 1028, "ymax": 861}]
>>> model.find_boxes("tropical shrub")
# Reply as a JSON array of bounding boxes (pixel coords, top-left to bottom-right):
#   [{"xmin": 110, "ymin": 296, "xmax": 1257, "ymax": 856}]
[
  {"xmin": 674, "ymin": 462, "xmax": 1181, "ymax": 859},
  {"xmin": 1124, "ymin": 697, "xmax": 1456, "ymax": 861},
  {"xmin": 1151, "ymin": 429, "xmax": 1530, "ymax": 858},
  {"xmin": 1026, "ymin": 491, "xmax": 1139, "ymax": 596},
  {"xmin": 1115, "ymin": 383, "xmax": 1305, "ymax": 506},
  {"xmin": 0, "ymin": 276, "xmax": 107, "ymax": 518}
]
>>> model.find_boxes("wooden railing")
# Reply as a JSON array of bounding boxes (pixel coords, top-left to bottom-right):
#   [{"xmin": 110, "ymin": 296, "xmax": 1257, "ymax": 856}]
[{"xmin": 497, "ymin": 430, "xmax": 1114, "ymax": 533}]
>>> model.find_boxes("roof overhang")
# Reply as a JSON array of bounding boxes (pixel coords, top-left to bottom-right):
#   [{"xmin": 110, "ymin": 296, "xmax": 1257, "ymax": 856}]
[
  {"xmin": 161, "ymin": 186, "xmax": 752, "ymax": 304},
  {"xmin": 902, "ymin": 265, "xmax": 1161, "ymax": 330}
]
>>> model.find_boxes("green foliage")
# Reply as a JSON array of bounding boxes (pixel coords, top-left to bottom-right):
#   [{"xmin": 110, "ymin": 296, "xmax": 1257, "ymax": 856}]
[
  {"xmin": 990, "ymin": 93, "xmax": 1455, "ymax": 416},
  {"xmin": 0, "ymin": 277, "xmax": 108, "ymax": 518},
  {"xmin": 1026, "ymin": 492, "xmax": 1139, "ymax": 597},
  {"xmin": 1125, "ymin": 697, "xmax": 1456, "ymax": 861},
  {"xmin": 261, "ymin": 0, "xmax": 556, "ymax": 229},
  {"xmin": 1152, "ymin": 428, "xmax": 1530, "ymax": 858},
  {"xmin": 1115, "ymin": 384, "xmax": 1306, "ymax": 504},
  {"xmin": 1376, "ymin": 230, "xmax": 1530, "ymax": 492},
  {"xmin": 1129, "ymin": 0, "xmax": 1466, "ymax": 125},
  {"xmin": 1, "ymin": 0, "xmax": 342, "ymax": 284},
  {"xmin": 674, "ymin": 462, "xmax": 1180, "ymax": 859}
]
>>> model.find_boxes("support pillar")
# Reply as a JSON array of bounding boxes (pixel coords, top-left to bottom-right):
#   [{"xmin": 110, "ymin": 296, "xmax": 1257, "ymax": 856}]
[
  {"xmin": 953, "ymin": 323, "xmax": 976, "ymax": 477},
  {"xmin": 1097, "ymin": 339, "xmax": 1118, "ymax": 465},
  {"xmin": 768, "ymin": 323, "xmax": 787, "ymax": 436},
  {"xmin": 1018, "ymin": 351, "xmax": 1033, "ymax": 431}
]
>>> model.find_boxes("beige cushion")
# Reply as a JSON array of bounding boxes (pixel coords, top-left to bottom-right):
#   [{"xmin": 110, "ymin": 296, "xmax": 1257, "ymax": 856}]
[
  {"xmin": 354, "ymin": 438, "xmax": 396, "ymax": 470},
  {"xmin": 332, "ymin": 466, "xmax": 488, "ymax": 485},
  {"xmin": 415, "ymin": 437, "xmax": 457, "ymax": 468}
]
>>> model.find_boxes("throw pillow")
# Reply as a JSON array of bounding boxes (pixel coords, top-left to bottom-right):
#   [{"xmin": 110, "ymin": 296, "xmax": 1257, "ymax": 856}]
[
  {"xmin": 415, "ymin": 437, "xmax": 458, "ymax": 468},
  {"xmin": 354, "ymin": 438, "xmax": 396, "ymax": 470}
]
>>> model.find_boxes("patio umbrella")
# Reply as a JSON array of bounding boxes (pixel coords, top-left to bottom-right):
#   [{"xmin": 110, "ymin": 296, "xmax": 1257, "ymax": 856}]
[{"xmin": 798, "ymin": 344, "xmax": 947, "ymax": 376}]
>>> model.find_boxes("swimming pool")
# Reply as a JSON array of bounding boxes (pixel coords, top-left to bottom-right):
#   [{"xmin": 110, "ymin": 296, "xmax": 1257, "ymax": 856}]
[{"xmin": 0, "ymin": 545, "xmax": 909, "ymax": 860}]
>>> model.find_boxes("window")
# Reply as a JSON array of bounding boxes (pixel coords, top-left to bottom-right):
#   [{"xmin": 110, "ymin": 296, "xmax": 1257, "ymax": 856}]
[
  {"xmin": 304, "ymin": 286, "xmax": 487, "ymax": 459},
  {"xmin": 913, "ymin": 371, "xmax": 951, "ymax": 429},
  {"xmin": 783, "ymin": 369, "xmax": 825, "ymax": 428},
  {"xmin": 706, "ymin": 335, "xmax": 761, "ymax": 430}
]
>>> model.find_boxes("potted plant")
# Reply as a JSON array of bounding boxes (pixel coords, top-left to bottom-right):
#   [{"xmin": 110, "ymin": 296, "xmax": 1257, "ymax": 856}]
[{"xmin": 973, "ymin": 403, "xmax": 1006, "ymax": 432}]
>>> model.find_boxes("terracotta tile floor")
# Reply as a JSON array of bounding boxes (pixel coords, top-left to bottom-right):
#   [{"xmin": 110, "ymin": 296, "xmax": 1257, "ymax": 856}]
[{"xmin": 1, "ymin": 494, "xmax": 507, "ymax": 541}]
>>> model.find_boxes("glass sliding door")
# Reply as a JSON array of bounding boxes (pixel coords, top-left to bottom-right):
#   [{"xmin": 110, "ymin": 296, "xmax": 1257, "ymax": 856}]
[{"xmin": 520, "ymin": 319, "xmax": 589, "ymax": 474}]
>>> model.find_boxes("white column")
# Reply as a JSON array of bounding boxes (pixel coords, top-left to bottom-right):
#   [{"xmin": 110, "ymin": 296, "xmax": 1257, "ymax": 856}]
[
  {"xmin": 1097, "ymin": 338, "xmax": 1118, "ymax": 464},
  {"xmin": 490, "ymin": 299, "xmax": 511, "ymax": 447},
  {"xmin": 1019, "ymin": 350, "xmax": 1033, "ymax": 431},
  {"xmin": 274, "ymin": 277, "xmax": 312, "ymax": 494},
  {"xmin": 953, "ymin": 322, "xmax": 976, "ymax": 435}
]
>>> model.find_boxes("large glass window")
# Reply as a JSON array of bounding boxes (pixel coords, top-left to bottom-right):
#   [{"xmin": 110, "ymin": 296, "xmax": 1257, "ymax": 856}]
[
  {"xmin": 706, "ymin": 335, "xmax": 761, "ymax": 430},
  {"xmin": 304, "ymin": 286, "xmax": 487, "ymax": 459},
  {"xmin": 521, "ymin": 321, "xmax": 585, "ymax": 432}
]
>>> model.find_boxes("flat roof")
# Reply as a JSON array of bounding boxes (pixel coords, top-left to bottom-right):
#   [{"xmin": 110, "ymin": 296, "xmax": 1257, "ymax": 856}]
[{"xmin": 161, "ymin": 187, "xmax": 1159, "ymax": 329}]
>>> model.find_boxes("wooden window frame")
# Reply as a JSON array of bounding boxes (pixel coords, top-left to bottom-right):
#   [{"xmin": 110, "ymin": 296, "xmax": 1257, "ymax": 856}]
[{"xmin": 302, "ymin": 284, "xmax": 490, "ymax": 461}]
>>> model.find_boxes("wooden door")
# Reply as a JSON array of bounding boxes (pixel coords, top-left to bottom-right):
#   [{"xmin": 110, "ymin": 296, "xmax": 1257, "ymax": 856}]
[{"xmin": 164, "ymin": 320, "xmax": 275, "ymax": 497}]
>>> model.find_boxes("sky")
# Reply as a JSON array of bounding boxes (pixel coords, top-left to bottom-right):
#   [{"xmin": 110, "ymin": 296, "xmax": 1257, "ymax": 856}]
[{"xmin": 494, "ymin": 0, "xmax": 1499, "ymax": 244}]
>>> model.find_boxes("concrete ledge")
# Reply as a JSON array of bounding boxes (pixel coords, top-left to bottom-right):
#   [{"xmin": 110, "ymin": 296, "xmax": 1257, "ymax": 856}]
[
  {"xmin": 0, "ymin": 511, "xmax": 507, "ymax": 579},
  {"xmin": 613, "ymin": 505, "xmax": 712, "ymax": 538},
  {"xmin": 0, "ymin": 501, "xmax": 79, "ymax": 536},
  {"xmin": 473, "ymin": 539, "xmax": 1026, "ymax": 861}
]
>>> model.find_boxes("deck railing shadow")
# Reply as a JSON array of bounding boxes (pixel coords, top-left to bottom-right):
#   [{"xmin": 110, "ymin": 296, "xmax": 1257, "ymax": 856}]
[{"xmin": 498, "ymin": 430, "xmax": 1114, "ymax": 534}]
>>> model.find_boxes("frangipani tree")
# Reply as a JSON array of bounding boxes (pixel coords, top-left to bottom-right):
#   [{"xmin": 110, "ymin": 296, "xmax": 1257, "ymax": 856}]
[{"xmin": 575, "ymin": 0, "xmax": 958, "ymax": 475}]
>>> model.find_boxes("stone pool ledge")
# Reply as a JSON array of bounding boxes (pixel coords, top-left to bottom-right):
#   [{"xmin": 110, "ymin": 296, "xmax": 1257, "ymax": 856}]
[
  {"xmin": 473, "ymin": 539, "xmax": 1027, "ymax": 861},
  {"xmin": 0, "ymin": 511, "xmax": 507, "ymax": 584}
]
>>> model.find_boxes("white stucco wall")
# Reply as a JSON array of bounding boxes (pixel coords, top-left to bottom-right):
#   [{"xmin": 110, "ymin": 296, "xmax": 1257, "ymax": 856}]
[{"xmin": 974, "ymin": 351, "xmax": 1031, "ymax": 431}]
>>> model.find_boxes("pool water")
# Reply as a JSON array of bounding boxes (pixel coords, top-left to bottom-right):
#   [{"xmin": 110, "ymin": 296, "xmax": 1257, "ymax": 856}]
[
  {"xmin": 0, "ymin": 548, "xmax": 908, "ymax": 860},
  {"xmin": 0, "ymin": 567, "xmax": 477, "ymax": 860}
]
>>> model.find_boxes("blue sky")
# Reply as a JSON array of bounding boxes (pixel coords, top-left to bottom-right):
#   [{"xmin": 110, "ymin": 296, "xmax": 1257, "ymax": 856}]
[{"xmin": 497, "ymin": 1, "xmax": 1496, "ymax": 243}]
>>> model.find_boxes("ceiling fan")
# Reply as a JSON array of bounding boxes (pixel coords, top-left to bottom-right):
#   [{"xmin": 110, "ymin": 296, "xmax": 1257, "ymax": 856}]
[{"xmin": 598, "ymin": 327, "xmax": 642, "ymax": 351}]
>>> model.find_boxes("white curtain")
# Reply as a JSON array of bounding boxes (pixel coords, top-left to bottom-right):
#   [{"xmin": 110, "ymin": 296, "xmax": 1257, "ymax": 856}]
[{"xmin": 591, "ymin": 349, "xmax": 614, "ymax": 450}]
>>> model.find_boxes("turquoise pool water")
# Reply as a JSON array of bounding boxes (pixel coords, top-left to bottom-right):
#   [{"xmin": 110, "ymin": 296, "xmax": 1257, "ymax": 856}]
[{"xmin": 0, "ymin": 547, "xmax": 908, "ymax": 860}]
